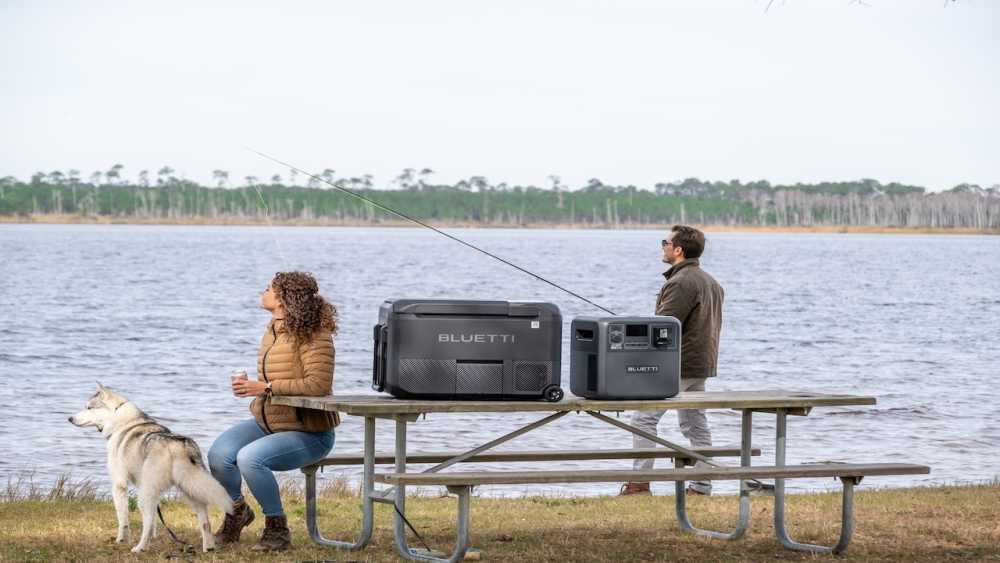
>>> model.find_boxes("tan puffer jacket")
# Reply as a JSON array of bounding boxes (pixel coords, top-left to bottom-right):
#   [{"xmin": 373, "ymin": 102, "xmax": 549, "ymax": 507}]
[{"xmin": 249, "ymin": 318, "xmax": 340, "ymax": 433}]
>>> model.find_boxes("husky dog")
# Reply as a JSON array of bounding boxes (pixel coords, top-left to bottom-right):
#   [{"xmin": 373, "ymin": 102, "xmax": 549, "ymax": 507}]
[{"xmin": 69, "ymin": 383, "xmax": 234, "ymax": 553}]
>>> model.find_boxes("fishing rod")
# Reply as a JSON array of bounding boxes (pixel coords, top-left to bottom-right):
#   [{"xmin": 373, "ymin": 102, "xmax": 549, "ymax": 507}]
[{"xmin": 245, "ymin": 147, "xmax": 617, "ymax": 315}]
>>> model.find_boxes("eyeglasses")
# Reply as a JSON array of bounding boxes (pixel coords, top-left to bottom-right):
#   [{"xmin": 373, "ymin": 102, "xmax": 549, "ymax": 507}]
[{"xmin": 661, "ymin": 239, "xmax": 673, "ymax": 247}]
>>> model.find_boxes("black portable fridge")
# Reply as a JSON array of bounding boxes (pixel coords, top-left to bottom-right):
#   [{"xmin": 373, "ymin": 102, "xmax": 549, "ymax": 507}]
[{"xmin": 372, "ymin": 299, "xmax": 564, "ymax": 401}]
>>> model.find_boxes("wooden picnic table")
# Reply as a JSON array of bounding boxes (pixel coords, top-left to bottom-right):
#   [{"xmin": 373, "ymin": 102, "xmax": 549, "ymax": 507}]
[
  {"xmin": 279, "ymin": 390, "xmax": 874, "ymax": 415},
  {"xmin": 273, "ymin": 390, "xmax": 926, "ymax": 562}
]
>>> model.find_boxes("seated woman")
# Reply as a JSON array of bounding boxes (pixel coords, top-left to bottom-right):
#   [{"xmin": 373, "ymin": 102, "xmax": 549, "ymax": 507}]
[{"xmin": 208, "ymin": 271, "xmax": 339, "ymax": 551}]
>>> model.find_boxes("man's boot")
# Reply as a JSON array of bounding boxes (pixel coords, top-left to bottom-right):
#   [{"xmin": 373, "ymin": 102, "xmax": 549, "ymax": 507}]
[
  {"xmin": 619, "ymin": 482, "xmax": 652, "ymax": 496},
  {"xmin": 214, "ymin": 499, "xmax": 255, "ymax": 544},
  {"xmin": 251, "ymin": 514, "xmax": 292, "ymax": 552},
  {"xmin": 686, "ymin": 482, "xmax": 712, "ymax": 496}
]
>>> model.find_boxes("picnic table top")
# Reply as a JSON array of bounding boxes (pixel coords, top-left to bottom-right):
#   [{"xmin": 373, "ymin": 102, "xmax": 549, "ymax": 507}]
[{"xmin": 272, "ymin": 390, "xmax": 875, "ymax": 415}]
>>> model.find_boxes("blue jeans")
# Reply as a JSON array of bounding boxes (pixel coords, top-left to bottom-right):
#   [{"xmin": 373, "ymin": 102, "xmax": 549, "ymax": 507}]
[{"xmin": 208, "ymin": 419, "xmax": 335, "ymax": 517}]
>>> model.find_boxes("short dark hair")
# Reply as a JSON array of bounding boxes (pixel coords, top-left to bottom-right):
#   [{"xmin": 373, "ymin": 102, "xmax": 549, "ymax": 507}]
[{"xmin": 670, "ymin": 225, "xmax": 705, "ymax": 259}]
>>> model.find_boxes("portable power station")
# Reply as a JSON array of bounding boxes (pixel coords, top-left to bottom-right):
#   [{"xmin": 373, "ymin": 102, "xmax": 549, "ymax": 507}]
[
  {"xmin": 372, "ymin": 299, "xmax": 564, "ymax": 401},
  {"xmin": 569, "ymin": 316, "xmax": 682, "ymax": 399}
]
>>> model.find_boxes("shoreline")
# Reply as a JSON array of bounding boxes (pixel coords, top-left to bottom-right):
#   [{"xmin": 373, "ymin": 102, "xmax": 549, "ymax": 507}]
[{"xmin": 1, "ymin": 213, "xmax": 996, "ymax": 235}]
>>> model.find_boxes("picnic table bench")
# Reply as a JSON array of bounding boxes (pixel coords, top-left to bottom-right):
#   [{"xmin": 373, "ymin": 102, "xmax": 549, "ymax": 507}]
[{"xmin": 274, "ymin": 391, "xmax": 930, "ymax": 562}]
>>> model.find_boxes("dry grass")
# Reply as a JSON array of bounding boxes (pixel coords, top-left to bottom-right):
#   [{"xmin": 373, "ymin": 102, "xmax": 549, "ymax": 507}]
[
  {"xmin": 2, "ymin": 473, "xmax": 100, "ymax": 504},
  {"xmin": 3, "ymin": 472, "xmax": 356, "ymax": 504},
  {"xmin": 278, "ymin": 474, "xmax": 359, "ymax": 500},
  {"xmin": 1, "ymin": 480, "xmax": 998, "ymax": 562}
]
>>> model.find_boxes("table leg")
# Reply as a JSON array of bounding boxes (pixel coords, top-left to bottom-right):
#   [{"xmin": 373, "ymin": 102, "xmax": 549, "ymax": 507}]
[
  {"xmin": 392, "ymin": 417, "xmax": 412, "ymax": 558},
  {"xmin": 674, "ymin": 409, "xmax": 751, "ymax": 540},
  {"xmin": 303, "ymin": 415, "xmax": 375, "ymax": 550},
  {"xmin": 391, "ymin": 417, "xmax": 473, "ymax": 563},
  {"xmin": 773, "ymin": 408, "xmax": 857, "ymax": 553}
]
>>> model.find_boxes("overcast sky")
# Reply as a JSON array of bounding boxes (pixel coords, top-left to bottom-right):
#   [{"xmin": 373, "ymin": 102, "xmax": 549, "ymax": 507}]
[{"xmin": 2, "ymin": 1, "xmax": 997, "ymax": 192}]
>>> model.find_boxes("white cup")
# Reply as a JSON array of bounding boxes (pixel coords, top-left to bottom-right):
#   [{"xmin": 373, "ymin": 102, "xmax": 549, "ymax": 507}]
[{"xmin": 231, "ymin": 370, "xmax": 248, "ymax": 399}]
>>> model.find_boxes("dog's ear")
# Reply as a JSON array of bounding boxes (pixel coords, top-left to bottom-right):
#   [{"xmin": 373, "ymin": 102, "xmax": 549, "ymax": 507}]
[
  {"xmin": 96, "ymin": 381, "xmax": 106, "ymax": 393},
  {"xmin": 102, "ymin": 392, "xmax": 128, "ymax": 411}
]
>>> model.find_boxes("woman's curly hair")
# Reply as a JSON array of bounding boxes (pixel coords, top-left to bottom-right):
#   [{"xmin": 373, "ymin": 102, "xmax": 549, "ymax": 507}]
[{"xmin": 271, "ymin": 271, "xmax": 337, "ymax": 344}]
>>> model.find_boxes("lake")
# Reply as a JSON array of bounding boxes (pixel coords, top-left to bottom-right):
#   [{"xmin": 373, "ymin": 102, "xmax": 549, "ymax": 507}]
[{"xmin": 1, "ymin": 224, "xmax": 998, "ymax": 497}]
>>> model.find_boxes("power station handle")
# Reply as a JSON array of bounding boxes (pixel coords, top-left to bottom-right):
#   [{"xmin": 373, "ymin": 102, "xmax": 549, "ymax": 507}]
[
  {"xmin": 400, "ymin": 302, "xmax": 510, "ymax": 316},
  {"xmin": 372, "ymin": 324, "xmax": 388, "ymax": 391}
]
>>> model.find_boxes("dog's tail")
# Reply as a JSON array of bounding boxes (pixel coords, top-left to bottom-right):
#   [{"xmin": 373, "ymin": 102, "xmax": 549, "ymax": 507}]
[{"xmin": 173, "ymin": 442, "xmax": 234, "ymax": 515}]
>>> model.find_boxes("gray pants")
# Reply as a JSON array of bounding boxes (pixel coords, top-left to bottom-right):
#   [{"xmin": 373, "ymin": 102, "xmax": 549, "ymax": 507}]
[{"xmin": 630, "ymin": 378, "xmax": 712, "ymax": 492}]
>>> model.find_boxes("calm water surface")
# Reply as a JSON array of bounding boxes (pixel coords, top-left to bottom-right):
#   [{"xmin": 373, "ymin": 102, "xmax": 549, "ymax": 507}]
[{"xmin": 1, "ymin": 224, "xmax": 998, "ymax": 497}]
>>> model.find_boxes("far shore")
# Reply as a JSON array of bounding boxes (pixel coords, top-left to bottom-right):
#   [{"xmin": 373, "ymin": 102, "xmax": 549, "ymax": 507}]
[{"xmin": 2, "ymin": 213, "xmax": 996, "ymax": 235}]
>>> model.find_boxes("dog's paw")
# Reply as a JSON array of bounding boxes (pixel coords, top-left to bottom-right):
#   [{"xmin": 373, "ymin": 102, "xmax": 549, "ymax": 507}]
[{"xmin": 130, "ymin": 545, "xmax": 145, "ymax": 553}]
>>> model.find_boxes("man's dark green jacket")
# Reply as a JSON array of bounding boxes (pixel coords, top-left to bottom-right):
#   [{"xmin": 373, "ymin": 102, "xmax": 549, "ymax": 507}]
[{"xmin": 656, "ymin": 258, "xmax": 724, "ymax": 379}]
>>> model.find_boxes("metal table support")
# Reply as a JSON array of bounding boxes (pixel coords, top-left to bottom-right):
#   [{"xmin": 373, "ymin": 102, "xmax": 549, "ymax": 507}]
[
  {"xmin": 586, "ymin": 409, "xmax": 752, "ymax": 540},
  {"xmin": 774, "ymin": 408, "xmax": 859, "ymax": 554},
  {"xmin": 674, "ymin": 409, "xmax": 752, "ymax": 540},
  {"xmin": 392, "ymin": 412, "xmax": 569, "ymax": 562},
  {"xmin": 302, "ymin": 415, "xmax": 376, "ymax": 550}
]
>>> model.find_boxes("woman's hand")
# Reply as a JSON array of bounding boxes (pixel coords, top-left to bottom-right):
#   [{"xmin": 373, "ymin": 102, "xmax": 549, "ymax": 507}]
[{"xmin": 233, "ymin": 379, "xmax": 270, "ymax": 397}]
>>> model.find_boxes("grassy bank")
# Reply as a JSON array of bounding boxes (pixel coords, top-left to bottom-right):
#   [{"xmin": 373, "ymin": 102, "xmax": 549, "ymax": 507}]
[
  {"xmin": 2, "ymin": 481, "xmax": 998, "ymax": 562},
  {"xmin": 2, "ymin": 213, "xmax": 997, "ymax": 235}
]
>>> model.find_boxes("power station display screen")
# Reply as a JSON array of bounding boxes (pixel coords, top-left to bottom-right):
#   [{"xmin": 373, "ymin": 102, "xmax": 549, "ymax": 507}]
[
  {"xmin": 625, "ymin": 324, "xmax": 648, "ymax": 337},
  {"xmin": 620, "ymin": 324, "xmax": 651, "ymax": 350}
]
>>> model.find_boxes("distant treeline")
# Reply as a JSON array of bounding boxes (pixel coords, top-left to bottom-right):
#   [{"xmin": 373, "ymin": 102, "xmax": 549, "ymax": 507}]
[{"xmin": 2, "ymin": 167, "xmax": 999, "ymax": 228}]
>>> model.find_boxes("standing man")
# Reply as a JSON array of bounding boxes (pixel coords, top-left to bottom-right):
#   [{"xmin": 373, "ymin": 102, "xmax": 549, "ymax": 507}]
[{"xmin": 621, "ymin": 225, "xmax": 724, "ymax": 496}]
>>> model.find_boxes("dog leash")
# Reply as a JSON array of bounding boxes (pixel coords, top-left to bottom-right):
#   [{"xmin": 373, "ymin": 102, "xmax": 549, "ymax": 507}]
[
  {"xmin": 393, "ymin": 503, "xmax": 435, "ymax": 554},
  {"xmin": 157, "ymin": 504, "xmax": 197, "ymax": 555},
  {"xmin": 154, "ymin": 498, "xmax": 442, "ymax": 557},
  {"xmin": 155, "ymin": 503, "xmax": 434, "ymax": 556}
]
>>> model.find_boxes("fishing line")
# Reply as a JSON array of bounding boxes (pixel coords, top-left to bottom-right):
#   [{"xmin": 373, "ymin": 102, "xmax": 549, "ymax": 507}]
[
  {"xmin": 249, "ymin": 181, "xmax": 290, "ymax": 268},
  {"xmin": 245, "ymin": 147, "xmax": 617, "ymax": 315}
]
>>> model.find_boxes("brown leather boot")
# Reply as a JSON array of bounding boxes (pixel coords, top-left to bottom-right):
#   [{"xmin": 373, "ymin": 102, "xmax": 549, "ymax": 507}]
[
  {"xmin": 214, "ymin": 499, "xmax": 255, "ymax": 544},
  {"xmin": 250, "ymin": 514, "xmax": 292, "ymax": 552},
  {"xmin": 619, "ymin": 482, "xmax": 652, "ymax": 496}
]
